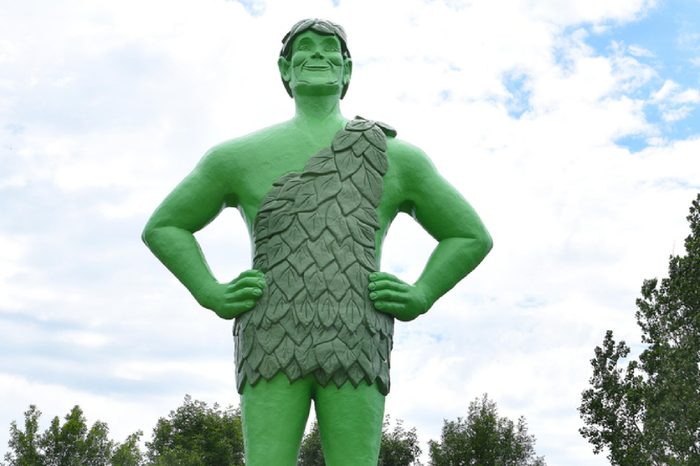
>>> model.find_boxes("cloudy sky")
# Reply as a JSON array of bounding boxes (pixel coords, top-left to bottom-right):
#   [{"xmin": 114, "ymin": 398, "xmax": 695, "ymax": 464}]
[{"xmin": 1, "ymin": 0, "xmax": 699, "ymax": 464}]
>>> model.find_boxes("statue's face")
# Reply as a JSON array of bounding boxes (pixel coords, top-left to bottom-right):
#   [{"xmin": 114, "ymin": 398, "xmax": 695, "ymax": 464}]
[{"xmin": 278, "ymin": 30, "xmax": 351, "ymax": 97}]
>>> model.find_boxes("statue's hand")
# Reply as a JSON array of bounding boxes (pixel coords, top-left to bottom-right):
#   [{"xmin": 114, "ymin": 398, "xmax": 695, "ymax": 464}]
[
  {"xmin": 200, "ymin": 270, "xmax": 266, "ymax": 320},
  {"xmin": 368, "ymin": 272, "xmax": 430, "ymax": 322}
]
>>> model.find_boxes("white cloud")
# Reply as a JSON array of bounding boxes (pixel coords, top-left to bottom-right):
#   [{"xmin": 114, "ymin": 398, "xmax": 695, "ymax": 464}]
[
  {"xmin": 651, "ymin": 79, "xmax": 680, "ymax": 102},
  {"xmin": 526, "ymin": 0, "xmax": 657, "ymax": 25},
  {"xmin": 628, "ymin": 44, "xmax": 655, "ymax": 57},
  {"xmin": 650, "ymin": 79, "xmax": 700, "ymax": 122}
]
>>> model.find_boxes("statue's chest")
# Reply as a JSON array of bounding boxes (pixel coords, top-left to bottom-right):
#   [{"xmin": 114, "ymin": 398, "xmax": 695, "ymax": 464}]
[
  {"xmin": 252, "ymin": 118, "xmax": 390, "ymax": 258},
  {"xmin": 238, "ymin": 144, "xmax": 331, "ymax": 210}
]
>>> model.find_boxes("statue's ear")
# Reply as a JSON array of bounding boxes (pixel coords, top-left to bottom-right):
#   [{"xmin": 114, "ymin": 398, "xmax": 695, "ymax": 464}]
[
  {"xmin": 278, "ymin": 56, "xmax": 291, "ymax": 82},
  {"xmin": 343, "ymin": 57, "xmax": 352, "ymax": 86}
]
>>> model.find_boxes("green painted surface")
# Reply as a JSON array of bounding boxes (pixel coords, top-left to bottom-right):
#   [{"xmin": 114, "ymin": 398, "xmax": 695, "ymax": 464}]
[{"xmin": 143, "ymin": 18, "xmax": 492, "ymax": 466}]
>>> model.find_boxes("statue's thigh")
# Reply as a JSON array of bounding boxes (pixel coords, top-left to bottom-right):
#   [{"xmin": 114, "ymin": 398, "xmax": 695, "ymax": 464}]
[
  {"xmin": 241, "ymin": 374, "xmax": 313, "ymax": 466},
  {"xmin": 315, "ymin": 382, "xmax": 385, "ymax": 466}
]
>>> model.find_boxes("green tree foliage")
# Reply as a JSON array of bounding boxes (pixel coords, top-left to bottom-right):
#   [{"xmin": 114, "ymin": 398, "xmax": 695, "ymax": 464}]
[
  {"xmin": 2, "ymin": 405, "xmax": 142, "ymax": 466},
  {"xmin": 579, "ymin": 194, "xmax": 700, "ymax": 465},
  {"xmin": 379, "ymin": 416, "xmax": 422, "ymax": 466},
  {"xmin": 298, "ymin": 422, "xmax": 324, "ymax": 466},
  {"xmin": 3, "ymin": 406, "xmax": 42, "ymax": 466},
  {"xmin": 428, "ymin": 394, "xmax": 546, "ymax": 466},
  {"xmin": 111, "ymin": 432, "xmax": 144, "ymax": 466},
  {"xmin": 145, "ymin": 395, "xmax": 244, "ymax": 466},
  {"xmin": 297, "ymin": 416, "xmax": 422, "ymax": 466}
]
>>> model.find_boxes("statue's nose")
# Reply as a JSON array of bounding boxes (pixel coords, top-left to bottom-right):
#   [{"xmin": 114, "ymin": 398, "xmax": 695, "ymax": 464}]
[{"xmin": 311, "ymin": 50, "xmax": 323, "ymax": 58}]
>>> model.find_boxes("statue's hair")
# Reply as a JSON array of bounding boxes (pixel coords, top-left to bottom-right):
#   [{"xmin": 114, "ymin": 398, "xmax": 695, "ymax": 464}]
[{"xmin": 279, "ymin": 18, "xmax": 351, "ymax": 99}]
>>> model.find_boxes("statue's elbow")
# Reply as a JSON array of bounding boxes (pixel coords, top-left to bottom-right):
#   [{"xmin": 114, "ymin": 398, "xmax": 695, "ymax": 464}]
[
  {"xmin": 141, "ymin": 222, "xmax": 158, "ymax": 249},
  {"xmin": 477, "ymin": 229, "xmax": 493, "ymax": 259}
]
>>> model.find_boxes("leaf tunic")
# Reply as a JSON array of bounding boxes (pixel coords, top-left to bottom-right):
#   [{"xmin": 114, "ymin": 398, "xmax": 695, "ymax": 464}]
[{"xmin": 233, "ymin": 117, "xmax": 396, "ymax": 395}]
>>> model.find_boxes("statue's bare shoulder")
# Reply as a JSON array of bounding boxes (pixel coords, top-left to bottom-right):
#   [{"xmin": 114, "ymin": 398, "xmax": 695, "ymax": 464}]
[
  {"xmin": 194, "ymin": 122, "xmax": 291, "ymax": 207},
  {"xmin": 201, "ymin": 122, "xmax": 289, "ymax": 176},
  {"xmin": 383, "ymin": 136, "xmax": 442, "ymax": 213}
]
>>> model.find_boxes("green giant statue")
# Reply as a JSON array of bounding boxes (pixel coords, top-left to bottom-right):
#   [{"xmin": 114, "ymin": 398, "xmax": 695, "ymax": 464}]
[{"xmin": 143, "ymin": 18, "xmax": 492, "ymax": 466}]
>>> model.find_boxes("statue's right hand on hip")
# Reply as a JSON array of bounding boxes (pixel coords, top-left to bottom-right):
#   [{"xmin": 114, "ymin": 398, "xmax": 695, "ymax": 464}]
[{"xmin": 199, "ymin": 269, "xmax": 266, "ymax": 320}]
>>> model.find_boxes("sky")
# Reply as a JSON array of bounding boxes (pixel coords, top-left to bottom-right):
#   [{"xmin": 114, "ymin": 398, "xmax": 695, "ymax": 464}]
[{"xmin": 1, "ymin": 0, "xmax": 699, "ymax": 464}]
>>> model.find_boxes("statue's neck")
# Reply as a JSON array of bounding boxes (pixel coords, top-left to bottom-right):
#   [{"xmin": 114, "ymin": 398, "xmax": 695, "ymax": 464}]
[{"xmin": 292, "ymin": 94, "xmax": 345, "ymax": 131}]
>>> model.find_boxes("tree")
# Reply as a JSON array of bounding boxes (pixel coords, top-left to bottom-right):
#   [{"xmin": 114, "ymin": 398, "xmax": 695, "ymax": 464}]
[
  {"xmin": 2, "ymin": 405, "xmax": 143, "ymax": 466},
  {"xmin": 428, "ymin": 394, "xmax": 546, "ymax": 466},
  {"xmin": 39, "ymin": 405, "xmax": 113, "ymax": 465},
  {"xmin": 579, "ymin": 194, "xmax": 700, "ymax": 465},
  {"xmin": 379, "ymin": 416, "xmax": 422, "ymax": 466},
  {"xmin": 145, "ymin": 395, "xmax": 244, "ymax": 466},
  {"xmin": 3, "ymin": 405, "xmax": 42, "ymax": 466},
  {"xmin": 298, "ymin": 422, "xmax": 324, "ymax": 466},
  {"xmin": 298, "ymin": 416, "xmax": 422, "ymax": 466},
  {"xmin": 111, "ymin": 432, "xmax": 144, "ymax": 466}
]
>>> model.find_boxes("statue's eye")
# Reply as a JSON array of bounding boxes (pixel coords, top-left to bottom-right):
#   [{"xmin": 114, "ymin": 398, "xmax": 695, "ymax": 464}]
[{"xmin": 324, "ymin": 44, "xmax": 339, "ymax": 52}]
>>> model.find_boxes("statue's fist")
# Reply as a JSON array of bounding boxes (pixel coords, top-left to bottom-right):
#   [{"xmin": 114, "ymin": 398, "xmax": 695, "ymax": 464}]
[
  {"xmin": 368, "ymin": 272, "xmax": 430, "ymax": 322},
  {"xmin": 201, "ymin": 270, "xmax": 266, "ymax": 320}
]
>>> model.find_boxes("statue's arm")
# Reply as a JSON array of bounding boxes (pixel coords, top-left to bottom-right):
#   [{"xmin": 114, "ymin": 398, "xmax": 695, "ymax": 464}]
[
  {"xmin": 369, "ymin": 143, "xmax": 492, "ymax": 321},
  {"xmin": 142, "ymin": 149, "xmax": 264, "ymax": 319}
]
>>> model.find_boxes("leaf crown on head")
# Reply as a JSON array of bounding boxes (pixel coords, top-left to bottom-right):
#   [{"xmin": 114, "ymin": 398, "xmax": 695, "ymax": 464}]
[{"xmin": 279, "ymin": 18, "xmax": 351, "ymax": 99}]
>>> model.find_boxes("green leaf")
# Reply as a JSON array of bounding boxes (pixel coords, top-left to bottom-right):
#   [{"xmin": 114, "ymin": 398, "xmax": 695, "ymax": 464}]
[
  {"xmin": 332, "ymin": 129, "xmax": 362, "ymax": 151},
  {"xmin": 346, "ymin": 117, "xmax": 375, "ymax": 132},
  {"xmin": 363, "ymin": 145, "xmax": 389, "ymax": 175},
  {"xmin": 348, "ymin": 218, "xmax": 375, "ymax": 247},
  {"xmin": 331, "ymin": 238, "xmax": 354, "ymax": 271},
  {"xmin": 268, "ymin": 211, "xmax": 294, "ymax": 236},
  {"xmin": 347, "ymin": 363, "xmax": 365, "ymax": 386},
  {"xmin": 335, "ymin": 149, "xmax": 363, "ymax": 179},
  {"xmin": 288, "ymin": 243, "xmax": 314, "ymax": 274},
  {"xmin": 319, "ymin": 292, "xmax": 336, "ymax": 327},
  {"xmin": 275, "ymin": 263, "xmax": 303, "ymax": 302},
  {"xmin": 355, "ymin": 241, "xmax": 377, "ymax": 270},
  {"xmin": 340, "ymin": 290, "xmax": 364, "ymax": 332},
  {"xmin": 298, "ymin": 202, "xmax": 329, "ymax": 240},
  {"xmin": 351, "ymin": 164, "xmax": 383, "ymax": 204},
  {"xmin": 338, "ymin": 322, "xmax": 364, "ymax": 348},
  {"xmin": 326, "ymin": 264, "xmax": 350, "ymax": 301},
  {"xmin": 276, "ymin": 177, "xmax": 302, "ymax": 200},
  {"xmin": 325, "ymin": 201, "xmax": 350, "ymax": 241},
  {"xmin": 375, "ymin": 120, "xmax": 397, "ymax": 137},
  {"xmin": 364, "ymin": 125, "xmax": 387, "ymax": 151},
  {"xmin": 282, "ymin": 219, "xmax": 307, "ymax": 252},
  {"xmin": 303, "ymin": 148, "xmax": 336, "ymax": 175},
  {"xmin": 258, "ymin": 322, "xmax": 285, "ymax": 354},
  {"xmin": 303, "ymin": 268, "xmax": 326, "ymax": 300},
  {"xmin": 308, "ymin": 236, "xmax": 334, "ymax": 269},
  {"xmin": 333, "ymin": 340, "xmax": 353, "ymax": 369},
  {"xmin": 265, "ymin": 235, "xmax": 291, "ymax": 268},
  {"xmin": 259, "ymin": 355, "xmax": 278, "ymax": 379},
  {"xmin": 345, "ymin": 262, "xmax": 366, "ymax": 295},
  {"xmin": 258, "ymin": 198, "xmax": 288, "ymax": 213},
  {"xmin": 337, "ymin": 182, "xmax": 362, "ymax": 215},
  {"xmin": 274, "ymin": 336, "xmax": 295, "ymax": 367},
  {"xmin": 295, "ymin": 300, "xmax": 315, "ymax": 326},
  {"xmin": 352, "ymin": 136, "xmax": 371, "ymax": 156},
  {"xmin": 292, "ymin": 182, "xmax": 319, "ymax": 212},
  {"xmin": 316, "ymin": 342, "xmax": 341, "ymax": 374},
  {"xmin": 285, "ymin": 360, "xmax": 302, "ymax": 382},
  {"xmin": 312, "ymin": 172, "xmax": 341, "ymax": 202}
]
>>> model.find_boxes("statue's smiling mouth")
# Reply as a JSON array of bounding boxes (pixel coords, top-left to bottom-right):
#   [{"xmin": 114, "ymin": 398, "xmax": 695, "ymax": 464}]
[{"xmin": 303, "ymin": 65, "xmax": 331, "ymax": 71}]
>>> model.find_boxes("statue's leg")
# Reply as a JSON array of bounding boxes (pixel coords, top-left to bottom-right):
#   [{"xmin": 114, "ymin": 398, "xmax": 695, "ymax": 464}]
[
  {"xmin": 241, "ymin": 374, "xmax": 312, "ymax": 466},
  {"xmin": 314, "ymin": 382, "xmax": 385, "ymax": 466}
]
